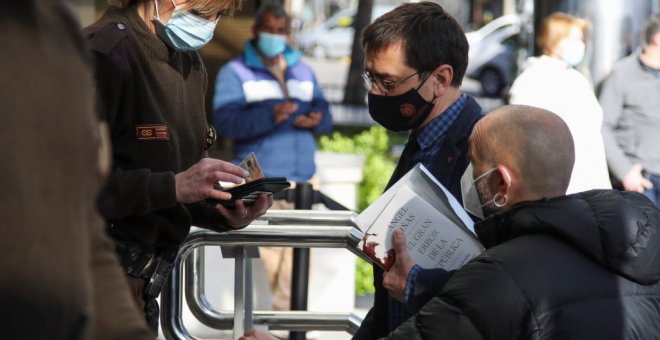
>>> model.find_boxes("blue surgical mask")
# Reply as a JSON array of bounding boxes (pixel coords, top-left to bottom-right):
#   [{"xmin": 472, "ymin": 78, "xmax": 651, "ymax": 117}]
[
  {"xmin": 154, "ymin": 0, "xmax": 219, "ymax": 51},
  {"xmin": 560, "ymin": 39, "xmax": 585, "ymax": 67},
  {"xmin": 257, "ymin": 32, "xmax": 287, "ymax": 58}
]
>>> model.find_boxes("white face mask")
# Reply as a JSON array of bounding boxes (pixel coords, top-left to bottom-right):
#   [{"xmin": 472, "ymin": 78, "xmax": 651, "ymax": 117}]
[
  {"xmin": 153, "ymin": 0, "xmax": 219, "ymax": 51},
  {"xmin": 460, "ymin": 163, "xmax": 498, "ymax": 220}
]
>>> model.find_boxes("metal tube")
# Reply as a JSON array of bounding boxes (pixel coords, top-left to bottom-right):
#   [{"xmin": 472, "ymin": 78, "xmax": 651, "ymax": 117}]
[
  {"xmin": 184, "ymin": 226, "xmax": 365, "ymax": 253},
  {"xmin": 234, "ymin": 247, "xmax": 246, "ymax": 340},
  {"xmin": 160, "ymin": 210, "xmax": 367, "ymax": 339},
  {"xmin": 185, "ymin": 248, "xmax": 233, "ymax": 328},
  {"xmin": 245, "ymin": 257, "xmax": 254, "ymax": 331},
  {"xmin": 291, "ymin": 184, "xmax": 314, "ymax": 340},
  {"xmin": 161, "ymin": 246, "xmax": 194, "ymax": 339}
]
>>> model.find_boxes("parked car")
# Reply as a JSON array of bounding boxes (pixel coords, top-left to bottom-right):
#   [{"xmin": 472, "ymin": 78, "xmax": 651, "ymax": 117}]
[
  {"xmin": 297, "ymin": 5, "xmax": 394, "ymax": 59},
  {"xmin": 465, "ymin": 15, "xmax": 521, "ymax": 97}
]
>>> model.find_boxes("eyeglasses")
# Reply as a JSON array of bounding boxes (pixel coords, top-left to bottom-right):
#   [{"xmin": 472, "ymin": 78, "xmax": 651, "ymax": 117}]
[{"xmin": 361, "ymin": 70, "xmax": 419, "ymax": 95}]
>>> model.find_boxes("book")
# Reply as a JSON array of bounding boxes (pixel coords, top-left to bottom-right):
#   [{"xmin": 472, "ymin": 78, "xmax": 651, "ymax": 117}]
[{"xmin": 355, "ymin": 164, "xmax": 484, "ymax": 270}]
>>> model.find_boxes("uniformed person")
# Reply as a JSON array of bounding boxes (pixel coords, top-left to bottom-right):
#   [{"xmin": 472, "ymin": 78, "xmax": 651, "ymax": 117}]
[{"xmin": 85, "ymin": 0, "xmax": 273, "ymax": 334}]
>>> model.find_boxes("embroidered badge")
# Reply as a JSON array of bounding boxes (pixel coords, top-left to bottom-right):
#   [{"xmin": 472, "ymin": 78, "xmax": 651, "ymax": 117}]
[{"xmin": 136, "ymin": 124, "xmax": 170, "ymax": 141}]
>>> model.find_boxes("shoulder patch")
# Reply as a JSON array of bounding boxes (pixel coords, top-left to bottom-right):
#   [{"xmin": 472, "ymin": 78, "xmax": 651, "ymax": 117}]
[{"xmin": 85, "ymin": 21, "xmax": 129, "ymax": 55}]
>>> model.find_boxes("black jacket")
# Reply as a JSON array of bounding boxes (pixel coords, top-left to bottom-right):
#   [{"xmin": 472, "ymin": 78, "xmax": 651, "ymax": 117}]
[
  {"xmin": 386, "ymin": 190, "xmax": 660, "ymax": 339},
  {"xmin": 85, "ymin": 6, "xmax": 232, "ymax": 248}
]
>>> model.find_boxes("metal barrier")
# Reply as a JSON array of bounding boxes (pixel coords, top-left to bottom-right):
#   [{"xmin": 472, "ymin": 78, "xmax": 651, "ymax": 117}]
[{"xmin": 160, "ymin": 210, "xmax": 370, "ymax": 340}]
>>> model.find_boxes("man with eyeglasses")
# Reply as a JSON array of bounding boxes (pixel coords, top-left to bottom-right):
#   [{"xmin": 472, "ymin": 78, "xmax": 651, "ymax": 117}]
[{"xmin": 354, "ymin": 2, "xmax": 483, "ymax": 339}]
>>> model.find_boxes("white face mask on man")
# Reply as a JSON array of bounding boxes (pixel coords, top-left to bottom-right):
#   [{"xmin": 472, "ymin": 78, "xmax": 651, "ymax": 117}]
[{"xmin": 460, "ymin": 163, "xmax": 508, "ymax": 220}]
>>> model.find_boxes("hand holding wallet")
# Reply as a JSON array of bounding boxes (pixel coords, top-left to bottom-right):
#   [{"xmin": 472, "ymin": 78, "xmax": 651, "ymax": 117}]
[{"xmin": 206, "ymin": 177, "xmax": 291, "ymax": 208}]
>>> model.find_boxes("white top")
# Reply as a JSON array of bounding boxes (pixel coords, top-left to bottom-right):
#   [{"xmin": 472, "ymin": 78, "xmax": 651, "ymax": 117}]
[{"xmin": 509, "ymin": 55, "xmax": 612, "ymax": 194}]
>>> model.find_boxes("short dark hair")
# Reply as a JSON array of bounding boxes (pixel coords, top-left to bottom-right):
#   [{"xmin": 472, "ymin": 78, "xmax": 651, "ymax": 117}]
[
  {"xmin": 254, "ymin": 1, "xmax": 289, "ymax": 31},
  {"xmin": 643, "ymin": 12, "xmax": 660, "ymax": 47},
  {"xmin": 361, "ymin": 1, "xmax": 469, "ymax": 87}
]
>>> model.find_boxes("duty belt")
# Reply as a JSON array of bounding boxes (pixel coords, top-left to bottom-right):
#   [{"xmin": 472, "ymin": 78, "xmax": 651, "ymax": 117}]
[{"xmin": 113, "ymin": 239, "xmax": 178, "ymax": 298}]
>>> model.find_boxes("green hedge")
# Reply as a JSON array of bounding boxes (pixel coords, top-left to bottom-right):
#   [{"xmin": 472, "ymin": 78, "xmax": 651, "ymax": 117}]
[{"xmin": 318, "ymin": 125, "xmax": 399, "ymax": 296}]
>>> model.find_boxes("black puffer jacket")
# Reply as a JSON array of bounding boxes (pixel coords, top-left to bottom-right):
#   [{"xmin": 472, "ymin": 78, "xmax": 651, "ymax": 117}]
[{"xmin": 386, "ymin": 190, "xmax": 660, "ymax": 339}]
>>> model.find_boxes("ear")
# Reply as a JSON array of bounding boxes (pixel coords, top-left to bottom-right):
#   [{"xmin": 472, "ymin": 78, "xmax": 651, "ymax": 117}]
[
  {"xmin": 431, "ymin": 64, "xmax": 454, "ymax": 97},
  {"xmin": 494, "ymin": 164, "xmax": 513, "ymax": 198},
  {"xmin": 653, "ymin": 32, "xmax": 660, "ymax": 47},
  {"xmin": 252, "ymin": 25, "xmax": 259, "ymax": 39}
]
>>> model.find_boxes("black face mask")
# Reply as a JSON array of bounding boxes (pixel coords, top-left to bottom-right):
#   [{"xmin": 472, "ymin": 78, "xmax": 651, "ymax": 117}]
[{"xmin": 367, "ymin": 76, "xmax": 436, "ymax": 132}]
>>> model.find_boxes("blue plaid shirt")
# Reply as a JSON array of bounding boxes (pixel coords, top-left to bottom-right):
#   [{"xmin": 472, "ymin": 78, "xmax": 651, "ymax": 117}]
[
  {"xmin": 388, "ymin": 94, "xmax": 467, "ymax": 331},
  {"xmin": 411, "ymin": 94, "xmax": 467, "ymax": 170}
]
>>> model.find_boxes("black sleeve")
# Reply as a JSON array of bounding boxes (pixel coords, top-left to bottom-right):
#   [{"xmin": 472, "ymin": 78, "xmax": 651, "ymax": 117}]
[
  {"xmin": 406, "ymin": 268, "xmax": 456, "ymax": 312},
  {"xmin": 386, "ymin": 259, "xmax": 533, "ymax": 340},
  {"xmin": 185, "ymin": 202, "xmax": 233, "ymax": 231},
  {"xmin": 90, "ymin": 49, "xmax": 178, "ymax": 219},
  {"xmin": 384, "ymin": 297, "xmax": 485, "ymax": 340},
  {"xmin": 353, "ymin": 264, "xmax": 390, "ymax": 340}
]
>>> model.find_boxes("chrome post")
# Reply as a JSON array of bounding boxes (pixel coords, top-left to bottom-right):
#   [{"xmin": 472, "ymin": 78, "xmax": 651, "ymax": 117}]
[
  {"xmin": 161, "ymin": 210, "xmax": 367, "ymax": 338},
  {"xmin": 233, "ymin": 246, "xmax": 246, "ymax": 340},
  {"xmin": 160, "ymin": 245, "xmax": 195, "ymax": 339},
  {"xmin": 245, "ymin": 257, "xmax": 254, "ymax": 330}
]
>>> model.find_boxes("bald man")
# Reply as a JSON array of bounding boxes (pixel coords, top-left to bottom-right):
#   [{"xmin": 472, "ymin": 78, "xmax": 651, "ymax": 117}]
[{"xmin": 382, "ymin": 105, "xmax": 660, "ymax": 339}]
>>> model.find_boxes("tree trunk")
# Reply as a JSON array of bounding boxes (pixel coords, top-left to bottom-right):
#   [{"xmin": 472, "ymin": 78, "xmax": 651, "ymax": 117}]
[{"xmin": 342, "ymin": 0, "xmax": 373, "ymax": 105}]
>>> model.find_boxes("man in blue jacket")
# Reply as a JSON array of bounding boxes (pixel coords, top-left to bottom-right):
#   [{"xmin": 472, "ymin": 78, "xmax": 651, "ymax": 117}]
[
  {"xmin": 213, "ymin": 1, "xmax": 332, "ymax": 182},
  {"xmin": 212, "ymin": 1, "xmax": 332, "ymax": 311}
]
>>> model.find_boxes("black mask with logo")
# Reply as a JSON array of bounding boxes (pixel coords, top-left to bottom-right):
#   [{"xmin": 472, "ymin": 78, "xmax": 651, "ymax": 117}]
[{"xmin": 367, "ymin": 73, "xmax": 436, "ymax": 132}]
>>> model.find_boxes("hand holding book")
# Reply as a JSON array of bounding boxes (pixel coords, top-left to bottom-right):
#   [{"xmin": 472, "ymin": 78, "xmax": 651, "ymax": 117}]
[
  {"xmin": 382, "ymin": 228, "xmax": 415, "ymax": 302},
  {"xmin": 355, "ymin": 164, "xmax": 484, "ymax": 271}
]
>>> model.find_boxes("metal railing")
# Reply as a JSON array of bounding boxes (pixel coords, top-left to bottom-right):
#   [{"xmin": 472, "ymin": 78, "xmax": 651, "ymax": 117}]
[{"xmin": 160, "ymin": 210, "xmax": 369, "ymax": 340}]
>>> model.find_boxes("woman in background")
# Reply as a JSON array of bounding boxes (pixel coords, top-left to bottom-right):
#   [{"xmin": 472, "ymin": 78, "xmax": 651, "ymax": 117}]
[{"xmin": 508, "ymin": 12, "xmax": 611, "ymax": 194}]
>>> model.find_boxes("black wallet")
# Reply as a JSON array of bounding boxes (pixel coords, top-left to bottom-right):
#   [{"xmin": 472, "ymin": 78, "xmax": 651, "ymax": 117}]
[{"xmin": 206, "ymin": 177, "xmax": 291, "ymax": 208}]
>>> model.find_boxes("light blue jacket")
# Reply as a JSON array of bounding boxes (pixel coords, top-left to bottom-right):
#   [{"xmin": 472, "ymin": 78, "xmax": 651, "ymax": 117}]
[{"xmin": 213, "ymin": 41, "xmax": 332, "ymax": 182}]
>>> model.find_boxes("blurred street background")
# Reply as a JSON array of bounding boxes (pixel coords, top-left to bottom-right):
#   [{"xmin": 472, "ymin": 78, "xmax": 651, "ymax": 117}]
[{"xmin": 66, "ymin": 0, "xmax": 660, "ymax": 338}]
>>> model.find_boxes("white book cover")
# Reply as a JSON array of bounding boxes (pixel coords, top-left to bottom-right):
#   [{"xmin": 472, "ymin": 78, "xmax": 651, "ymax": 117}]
[{"xmin": 355, "ymin": 164, "xmax": 484, "ymax": 270}]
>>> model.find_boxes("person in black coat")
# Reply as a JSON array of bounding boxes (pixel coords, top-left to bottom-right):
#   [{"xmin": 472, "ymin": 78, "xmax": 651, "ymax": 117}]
[{"xmin": 385, "ymin": 104, "xmax": 660, "ymax": 339}]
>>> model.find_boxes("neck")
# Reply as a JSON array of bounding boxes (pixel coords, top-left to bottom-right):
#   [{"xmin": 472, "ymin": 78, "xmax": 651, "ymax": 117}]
[
  {"xmin": 138, "ymin": 0, "xmax": 176, "ymax": 34},
  {"xmin": 137, "ymin": 1, "xmax": 157, "ymax": 33},
  {"xmin": 415, "ymin": 87, "xmax": 461, "ymax": 131},
  {"xmin": 640, "ymin": 46, "xmax": 660, "ymax": 69},
  {"xmin": 262, "ymin": 54, "xmax": 281, "ymax": 66}
]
